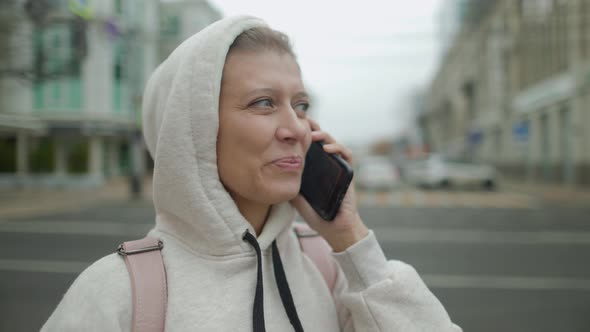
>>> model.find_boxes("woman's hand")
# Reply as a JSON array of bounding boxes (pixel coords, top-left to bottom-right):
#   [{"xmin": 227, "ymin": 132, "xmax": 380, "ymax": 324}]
[{"xmin": 291, "ymin": 118, "xmax": 369, "ymax": 252}]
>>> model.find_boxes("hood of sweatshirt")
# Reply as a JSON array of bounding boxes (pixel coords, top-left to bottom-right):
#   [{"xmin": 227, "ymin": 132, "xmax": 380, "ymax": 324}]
[{"xmin": 142, "ymin": 16, "xmax": 296, "ymax": 257}]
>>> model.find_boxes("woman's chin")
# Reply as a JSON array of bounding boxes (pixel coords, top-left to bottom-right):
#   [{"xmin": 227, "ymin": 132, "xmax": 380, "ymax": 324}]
[{"xmin": 265, "ymin": 182, "xmax": 301, "ymax": 204}]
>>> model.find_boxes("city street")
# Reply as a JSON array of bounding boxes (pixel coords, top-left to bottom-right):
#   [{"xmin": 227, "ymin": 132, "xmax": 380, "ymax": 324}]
[
  {"xmin": 2, "ymin": 1, "xmax": 589, "ymax": 331},
  {"xmin": 1, "ymin": 187, "xmax": 590, "ymax": 331}
]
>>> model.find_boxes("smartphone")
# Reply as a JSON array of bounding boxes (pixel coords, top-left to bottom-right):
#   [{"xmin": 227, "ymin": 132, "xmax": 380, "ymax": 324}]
[{"xmin": 299, "ymin": 141, "xmax": 354, "ymax": 221}]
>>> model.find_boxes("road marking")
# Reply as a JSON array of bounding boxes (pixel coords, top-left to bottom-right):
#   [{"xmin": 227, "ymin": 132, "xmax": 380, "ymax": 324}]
[
  {"xmin": 357, "ymin": 190, "xmax": 536, "ymax": 209},
  {"xmin": 424, "ymin": 274, "xmax": 590, "ymax": 291},
  {"xmin": 2, "ymin": 258, "xmax": 590, "ymax": 292},
  {"xmin": 374, "ymin": 227, "xmax": 590, "ymax": 245},
  {"xmin": 0, "ymin": 220, "xmax": 152, "ymax": 237},
  {"xmin": 3, "ymin": 221, "xmax": 589, "ymax": 246},
  {"xmin": 0, "ymin": 259, "xmax": 89, "ymax": 274}
]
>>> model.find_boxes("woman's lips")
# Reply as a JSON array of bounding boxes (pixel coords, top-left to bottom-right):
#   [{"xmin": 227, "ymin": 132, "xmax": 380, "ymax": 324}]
[{"xmin": 271, "ymin": 156, "xmax": 303, "ymax": 170}]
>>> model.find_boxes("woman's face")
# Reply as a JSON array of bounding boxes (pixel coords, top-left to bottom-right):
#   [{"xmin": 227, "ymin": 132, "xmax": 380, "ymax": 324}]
[{"xmin": 217, "ymin": 50, "xmax": 312, "ymax": 207}]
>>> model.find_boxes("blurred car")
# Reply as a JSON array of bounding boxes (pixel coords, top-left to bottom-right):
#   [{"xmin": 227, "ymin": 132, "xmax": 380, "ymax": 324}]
[
  {"xmin": 356, "ymin": 156, "xmax": 401, "ymax": 191},
  {"xmin": 404, "ymin": 154, "xmax": 497, "ymax": 190}
]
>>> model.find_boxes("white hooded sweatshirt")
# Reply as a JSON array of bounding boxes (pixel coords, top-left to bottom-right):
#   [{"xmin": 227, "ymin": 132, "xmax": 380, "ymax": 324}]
[{"xmin": 42, "ymin": 16, "xmax": 462, "ymax": 332}]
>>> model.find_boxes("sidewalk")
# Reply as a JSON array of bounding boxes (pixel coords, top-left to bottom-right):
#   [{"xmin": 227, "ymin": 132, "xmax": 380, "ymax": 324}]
[
  {"xmin": 0, "ymin": 177, "xmax": 153, "ymax": 220},
  {"xmin": 502, "ymin": 180, "xmax": 590, "ymax": 206}
]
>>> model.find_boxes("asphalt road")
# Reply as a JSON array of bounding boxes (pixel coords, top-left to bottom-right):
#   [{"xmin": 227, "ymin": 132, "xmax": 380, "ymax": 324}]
[
  {"xmin": 1, "ymin": 193, "xmax": 589, "ymax": 331},
  {"xmin": 363, "ymin": 206, "xmax": 590, "ymax": 332}
]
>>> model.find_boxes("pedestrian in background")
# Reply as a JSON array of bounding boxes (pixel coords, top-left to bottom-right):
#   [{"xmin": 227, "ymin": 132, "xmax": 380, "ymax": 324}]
[{"xmin": 42, "ymin": 16, "xmax": 461, "ymax": 331}]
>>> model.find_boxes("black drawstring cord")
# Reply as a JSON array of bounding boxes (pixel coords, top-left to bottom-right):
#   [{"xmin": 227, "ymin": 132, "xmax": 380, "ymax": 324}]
[
  {"xmin": 243, "ymin": 230, "xmax": 266, "ymax": 332},
  {"xmin": 272, "ymin": 240, "xmax": 304, "ymax": 332},
  {"xmin": 243, "ymin": 230, "xmax": 305, "ymax": 332}
]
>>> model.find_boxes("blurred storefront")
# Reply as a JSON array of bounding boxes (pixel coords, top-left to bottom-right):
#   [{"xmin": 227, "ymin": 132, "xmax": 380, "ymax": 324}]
[
  {"xmin": 421, "ymin": 0, "xmax": 590, "ymax": 187},
  {"xmin": 0, "ymin": 0, "xmax": 221, "ymax": 189}
]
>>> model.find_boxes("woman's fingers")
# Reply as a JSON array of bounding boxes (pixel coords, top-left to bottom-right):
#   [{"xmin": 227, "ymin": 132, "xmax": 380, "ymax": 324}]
[
  {"xmin": 307, "ymin": 118, "xmax": 321, "ymax": 131},
  {"xmin": 307, "ymin": 119, "xmax": 352, "ymax": 163},
  {"xmin": 322, "ymin": 143, "xmax": 353, "ymax": 163},
  {"xmin": 311, "ymin": 130, "xmax": 335, "ymax": 144},
  {"xmin": 308, "ymin": 118, "xmax": 333, "ymax": 143}
]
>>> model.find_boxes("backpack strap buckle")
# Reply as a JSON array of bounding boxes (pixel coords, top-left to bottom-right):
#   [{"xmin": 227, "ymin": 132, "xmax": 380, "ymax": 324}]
[{"xmin": 118, "ymin": 240, "xmax": 163, "ymax": 256}]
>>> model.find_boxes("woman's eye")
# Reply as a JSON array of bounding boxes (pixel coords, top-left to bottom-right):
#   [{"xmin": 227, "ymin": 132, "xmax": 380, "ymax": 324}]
[
  {"xmin": 250, "ymin": 99, "xmax": 273, "ymax": 108},
  {"xmin": 294, "ymin": 102, "xmax": 310, "ymax": 113}
]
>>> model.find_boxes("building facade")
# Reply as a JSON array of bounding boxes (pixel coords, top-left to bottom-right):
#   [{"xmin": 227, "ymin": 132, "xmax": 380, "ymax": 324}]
[
  {"xmin": 0, "ymin": 0, "xmax": 221, "ymax": 188},
  {"xmin": 0, "ymin": 0, "xmax": 160, "ymax": 188},
  {"xmin": 158, "ymin": 0, "xmax": 222, "ymax": 62},
  {"xmin": 421, "ymin": 0, "xmax": 590, "ymax": 187}
]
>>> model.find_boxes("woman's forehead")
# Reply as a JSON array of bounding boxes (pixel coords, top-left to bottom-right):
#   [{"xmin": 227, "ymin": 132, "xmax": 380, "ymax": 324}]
[{"xmin": 221, "ymin": 51, "xmax": 304, "ymax": 91}]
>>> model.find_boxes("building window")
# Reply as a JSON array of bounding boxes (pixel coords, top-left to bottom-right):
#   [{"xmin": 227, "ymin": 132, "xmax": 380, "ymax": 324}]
[
  {"xmin": 113, "ymin": 42, "xmax": 128, "ymax": 113},
  {"xmin": 29, "ymin": 137, "xmax": 55, "ymax": 173},
  {"xmin": 515, "ymin": 0, "xmax": 570, "ymax": 91},
  {"xmin": 493, "ymin": 128, "xmax": 502, "ymax": 159},
  {"xmin": 0, "ymin": 137, "xmax": 17, "ymax": 172},
  {"xmin": 68, "ymin": 139, "xmax": 89, "ymax": 174},
  {"xmin": 581, "ymin": 0, "xmax": 589, "ymax": 59},
  {"xmin": 555, "ymin": 1, "xmax": 568, "ymax": 72},
  {"xmin": 160, "ymin": 15, "xmax": 180, "ymax": 38},
  {"xmin": 462, "ymin": 81, "xmax": 477, "ymax": 120},
  {"xmin": 115, "ymin": 0, "xmax": 123, "ymax": 15},
  {"xmin": 32, "ymin": 19, "xmax": 85, "ymax": 111}
]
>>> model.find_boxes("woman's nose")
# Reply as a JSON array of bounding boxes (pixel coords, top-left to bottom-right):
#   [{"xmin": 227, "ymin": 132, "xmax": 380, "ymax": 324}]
[{"xmin": 275, "ymin": 108, "xmax": 309, "ymax": 144}]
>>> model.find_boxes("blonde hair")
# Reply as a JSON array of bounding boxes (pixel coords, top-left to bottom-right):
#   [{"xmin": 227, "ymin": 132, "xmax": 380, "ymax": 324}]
[{"xmin": 228, "ymin": 27, "xmax": 296, "ymax": 59}]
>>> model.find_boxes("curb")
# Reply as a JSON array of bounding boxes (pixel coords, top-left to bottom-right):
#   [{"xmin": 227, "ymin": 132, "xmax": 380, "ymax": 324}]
[
  {"xmin": 0, "ymin": 177, "xmax": 153, "ymax": 220},
  {"xmin": 502, "ymin": 181, "xmax": 590, "ymax": 205}
]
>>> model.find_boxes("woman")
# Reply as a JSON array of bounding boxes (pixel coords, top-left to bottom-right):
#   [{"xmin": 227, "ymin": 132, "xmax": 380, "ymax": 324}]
[{"xmin": 42, "ymin": 16, "xmax": 461, "ymax": 331}]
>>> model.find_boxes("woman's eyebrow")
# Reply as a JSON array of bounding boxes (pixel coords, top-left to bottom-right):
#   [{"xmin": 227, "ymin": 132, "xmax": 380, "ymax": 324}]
[
  {"xmin": 245, "ymin": 88, "xmax": 275, "ymax": 98},
  {"xmin": 243, "ymin": 89, "xmax": 308, "ymax": 100},
  {"xmin": 293, "ymin": 91, "xmax": 309, "ymax": 100}
]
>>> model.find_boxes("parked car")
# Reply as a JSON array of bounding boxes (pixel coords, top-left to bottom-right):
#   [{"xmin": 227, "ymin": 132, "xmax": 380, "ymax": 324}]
[
  {"xmin": 356, "ymin": 156, "xmax": 401, "ymax": 191},
  {"xmin": 404, "ymin": 154, "xmax": 497, "ymax": 190}
]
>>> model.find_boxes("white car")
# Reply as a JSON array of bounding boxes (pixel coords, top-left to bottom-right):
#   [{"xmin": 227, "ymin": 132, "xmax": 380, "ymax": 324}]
[
  {"xmin": 404, "ymin": 154, "xmax": 497, "ymax": 190},
  {"xmin": 356, "ymin": 157, "xmax": 401, "ymax": 191}
]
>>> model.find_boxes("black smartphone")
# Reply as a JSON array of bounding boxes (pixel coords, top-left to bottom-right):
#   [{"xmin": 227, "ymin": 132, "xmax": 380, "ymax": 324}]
[{"xmin": 299, "ymin": 141, "xmax": 354, "ymax": 221}]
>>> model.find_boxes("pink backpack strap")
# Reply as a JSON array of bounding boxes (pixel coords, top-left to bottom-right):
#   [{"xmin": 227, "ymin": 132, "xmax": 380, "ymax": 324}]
[
  {"xmin": 118, "ymin": 237, "xmax": 167, "ymax": 332},
  {"xmin": 293, "ymin": 222, "xmax": 338, "ymax": 292}
]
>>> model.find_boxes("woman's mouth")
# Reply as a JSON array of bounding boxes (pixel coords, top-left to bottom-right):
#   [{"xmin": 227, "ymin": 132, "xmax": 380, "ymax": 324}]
[{"xmin": 271, "ymin": 156, "xmax": 303, "ymax": 170}]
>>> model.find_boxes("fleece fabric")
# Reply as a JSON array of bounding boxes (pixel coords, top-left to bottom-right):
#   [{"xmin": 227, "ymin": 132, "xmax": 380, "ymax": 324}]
[{"xmin": 42, "ymin": 15, "xmax": 462, "ymax": 332}]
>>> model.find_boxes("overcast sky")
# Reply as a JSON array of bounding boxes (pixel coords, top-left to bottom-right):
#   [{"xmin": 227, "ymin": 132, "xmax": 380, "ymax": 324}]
[{"xmin": 210, "ymin": 0, "xmax": 444, "ymax": 145}]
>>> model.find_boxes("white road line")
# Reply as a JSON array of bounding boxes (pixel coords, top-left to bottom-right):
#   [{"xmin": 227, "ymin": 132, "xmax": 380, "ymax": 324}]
[
  {"xmin": 424, "ymin": 274, "xmax": 590, "ymax": 291},
  {"xmin": 358, "ymin": 191, "xmax": 536, "ymax": 209},
  {"xmin": 0, "ymin": 259, "xmax": 89, "ymax": 274},
  {"xmin": 0, "ymin": 221, "xmax": 152, "ymax": 237},
  {"xmin": 373, "ymin": 227, "xmax": 590, "ymax": 245},
  {"xmin": 3, "ymin": 221, "xmax": 588, "ymax": 246},
  {"xmin": 2, "ymin": 257, "xmax": 589, "ymax": 292}
]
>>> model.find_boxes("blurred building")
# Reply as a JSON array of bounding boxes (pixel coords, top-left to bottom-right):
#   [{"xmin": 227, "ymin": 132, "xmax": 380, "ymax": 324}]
[
  {"xmin": 0, "ymin": 0, "xmax": 221, "ymax": 189},
  {"xmin": 0, "ymin": 0, "xmax": 159, "ymax": 188},
  {"xmin": 437, "ymin": 0, "xmax": 468, "ymax": 59},
  {"xmin": 421, "ymin": 0, "xmax": 590, "ymax": 187},
  {"xmin": 159, "ymin": 0, "xmax": 222, "ymax": 61}
]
